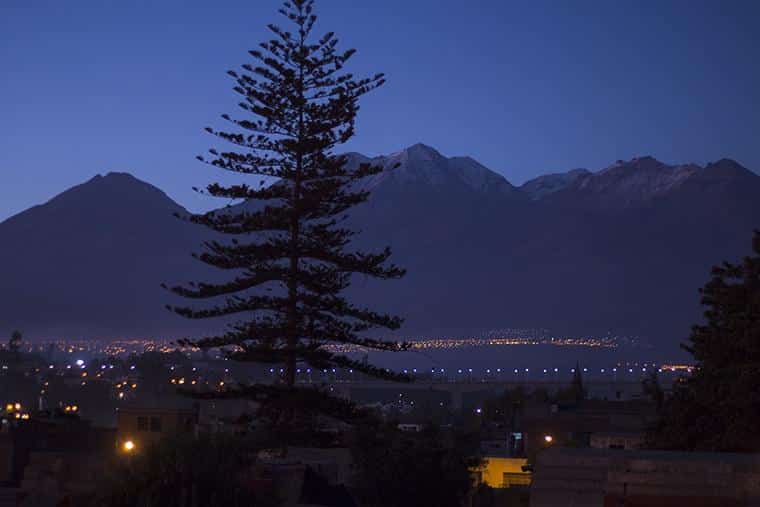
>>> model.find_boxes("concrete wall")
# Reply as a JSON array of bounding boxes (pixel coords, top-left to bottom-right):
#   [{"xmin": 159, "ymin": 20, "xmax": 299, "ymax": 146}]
[
  {"xmin": 590, "ymin": 432, "xmax": 643, "ymax": 451},
  {"xmin": 531, "ymin": 447, "xmax": 760, "ymax": 507}
]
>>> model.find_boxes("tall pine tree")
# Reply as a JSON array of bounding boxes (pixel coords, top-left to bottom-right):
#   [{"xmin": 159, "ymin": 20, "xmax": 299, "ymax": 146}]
[
  {"xmin": 165, "ymin": 0, "xmax": 408, "ymax": 425},
  {"xmin": 647, "ymin": 230, "xmax": 760, "ymax": 452},
  {"xmin": 9, "ymin": 330, "xmax": 22, "ymax": 361}
]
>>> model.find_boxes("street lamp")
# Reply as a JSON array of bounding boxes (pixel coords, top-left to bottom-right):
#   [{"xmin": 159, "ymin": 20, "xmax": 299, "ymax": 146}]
[
  {"xmin": 123, "ymin": 440, "xmax": 135, "ymax": 453},
  {"xmin": 544, "ymin": 435, "xmax": 554, "ymax": 444}
]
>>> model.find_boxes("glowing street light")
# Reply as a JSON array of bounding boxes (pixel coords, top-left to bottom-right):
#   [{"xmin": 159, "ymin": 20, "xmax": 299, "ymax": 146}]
[
  {"xmin": 544, "ymin": 435, "xmax": 554, "ymax": 444},
  {"xmin": 123, "ymin": 440, "xmax": 135, "ymax": 452}
]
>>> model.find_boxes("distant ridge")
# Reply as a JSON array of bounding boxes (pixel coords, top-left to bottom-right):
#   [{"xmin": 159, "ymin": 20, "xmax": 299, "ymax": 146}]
[
  {"xmin": 520, "ymin": 168, "xmax": 591, "ymax": 200},
  {"xmin": 348, "ymin": 143, "xmax": 518, "ymax": 196},
  {"xmin": 1, "ymin": 145, "xmax": 758, "ymax": 356}
]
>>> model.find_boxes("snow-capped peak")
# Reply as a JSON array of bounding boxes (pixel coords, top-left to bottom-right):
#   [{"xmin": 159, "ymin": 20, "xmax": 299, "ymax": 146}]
[{"xmin": 353, "ymin": 143, "xmax": 516, "ymax": 195}]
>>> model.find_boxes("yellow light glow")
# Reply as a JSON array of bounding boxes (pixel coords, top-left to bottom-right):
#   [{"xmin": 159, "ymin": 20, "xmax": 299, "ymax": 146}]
[
  {"xmin": 544, "ymin": 435, "xmax": 553, "ymax": 444},
  {"xmin": 14, "ymin": 403, "xmax": 21, "ymax": 411},
  {"xmin": 123, "ymin": 440, "xmax": 135, "ymax": 452},
  {"xmin": 5, "ymin": 404, "xmax": 13, "ymax": 412}
]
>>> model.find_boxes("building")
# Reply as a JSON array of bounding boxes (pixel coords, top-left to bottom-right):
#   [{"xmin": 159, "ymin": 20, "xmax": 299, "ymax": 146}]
[
  {"xmin": 0, "ymin": 411, "xmax": 113, "ymax": 486},
  {"xmin": 590, "ymin": 431, "xmax": 644, "ymax": 451},
  {"xmin": 116, "ymin": 404, "xmax": 198, "ymax": 451},
  {"xmin": 474, "ymin": 457, "xmax": 531, "ymax": 489},
  {"xmin": 521, "ymin": 400, "xmax": 657, "ymax": 458},
  {"xmin": 0, "ymin": 410, "xmax": 115, "ymax": 505},
  {"xmin": 530, "ymin": 446, "xmax": 760, "ymax": 507}
]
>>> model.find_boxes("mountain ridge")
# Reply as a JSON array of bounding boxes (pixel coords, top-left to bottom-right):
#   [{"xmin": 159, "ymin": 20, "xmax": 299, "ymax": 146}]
[{"xmin": 1, "ymin": 144, "xmax": 758, "ymax": 355}]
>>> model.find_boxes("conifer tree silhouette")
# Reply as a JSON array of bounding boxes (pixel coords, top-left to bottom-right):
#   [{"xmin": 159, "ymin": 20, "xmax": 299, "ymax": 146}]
[
  {"xmin": 648, "ymin": 231, "xmax": 760, "ymax": 451},
  {"xmin": 165, "ymin": 0, "xmax": 408, "ymax": 429}
]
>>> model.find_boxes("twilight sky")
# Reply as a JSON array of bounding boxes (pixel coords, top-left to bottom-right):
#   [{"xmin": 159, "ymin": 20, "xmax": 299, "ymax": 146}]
[{"xmin": 1, "ymin": 0, "xmax": 758, "ymax": 221}]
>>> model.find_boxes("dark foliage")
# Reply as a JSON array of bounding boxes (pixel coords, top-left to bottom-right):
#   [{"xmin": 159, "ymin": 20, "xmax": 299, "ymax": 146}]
[
  {"xmin": 641, "ymin": 368, "xmax": 664, "ymax": 410},
  {"xmin": 483, "ymin": 385, "xmax": 526, "ymax": 428},
  {"xmin": 350, "ymin": 420, "xmax": 478, "ymax": 507},
  {"xmin": 554, "ymin": 363, "xmax": 586, "ymax": 406},
  {"xmin": 300, "ymin": 466, "xmax": 357, "ymax": 507},
  {"xmin": 165, "ymin": 0, "xmax": 408, "ymax": 425},
  {"xmin": 647, "ymin": 231, "xmax": 760, "ymax": 452},
  {"xmin": 1, "ymin": 330, "xmax": 23, "ymax": 369},
  {"xmin": 92, "ymin": 434, "xmax": 277, "ymax": 507},
  {"xmin": 9, "ymin": 330, "xmax": 21, "ymax": 357}
]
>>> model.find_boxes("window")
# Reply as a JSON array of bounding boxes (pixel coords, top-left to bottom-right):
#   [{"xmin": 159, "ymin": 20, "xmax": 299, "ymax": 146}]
[
  {"xmin": 503, "ymin": 472, "xmax": 531, "ymax": 487},
  {"xmin": 150, "ymin": 416, "xmax": 162, "ymax": 432},
  {"xmin": 137, "ymin": 416, "xmax": 148, "ymax": 431}
]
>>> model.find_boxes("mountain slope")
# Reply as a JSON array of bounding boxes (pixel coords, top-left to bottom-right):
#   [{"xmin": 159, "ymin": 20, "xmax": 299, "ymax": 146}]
[
  {"xmin": 520, "ymin": 168, "xmax": 590, "ymax": 200},
  {"xmin": 1, "ymin": 148, "xmax": 758, "ymax": 356},
  {"xmin": 351, "ymin": 143, "xmax": 519, "ymax": 197},
  {"xmin": 0, "ymin": 173, "xmax": 213, "ymax": 337},
  {"xmin": 347, "ymin": 151, "xmax": 760, "ymax": 348}
]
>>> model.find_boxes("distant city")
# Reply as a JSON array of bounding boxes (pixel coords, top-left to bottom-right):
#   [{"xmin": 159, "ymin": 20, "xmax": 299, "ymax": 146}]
[{"xmin": 17, "ymin": 328, "xmax": 640, "ymax": 359}]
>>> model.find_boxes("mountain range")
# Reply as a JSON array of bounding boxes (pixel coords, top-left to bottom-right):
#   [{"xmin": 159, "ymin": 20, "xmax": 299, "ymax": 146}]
[{"xmin": 2, "ymin": 143, "xmax": 759, "ymax": 355}]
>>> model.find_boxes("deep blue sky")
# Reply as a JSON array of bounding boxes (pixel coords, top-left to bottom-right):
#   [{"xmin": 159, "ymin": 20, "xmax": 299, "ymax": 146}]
[{"xmin": 1, "ymin": 0, "xmax": 758, "ymax": 221}]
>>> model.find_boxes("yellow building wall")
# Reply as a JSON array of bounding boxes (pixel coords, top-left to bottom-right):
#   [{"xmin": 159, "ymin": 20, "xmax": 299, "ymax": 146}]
[{"xmin": 476, "ymin": 457, "xmax": 531, "ymax": 488}]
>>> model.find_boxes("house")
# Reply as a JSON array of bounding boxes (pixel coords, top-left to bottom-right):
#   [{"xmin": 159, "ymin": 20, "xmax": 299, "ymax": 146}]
[
  {"xmin": 530, "ymin": 446, "xmax": 760, "ymax": 507},
  {"xmin": 116, "ymin": 401, "xmax": 198, "ymax": 452},
  {"xmin": 0, "ymin": 410, "xmax": 114, "ymax": 505},
  {"xmin": 521, "ymin": 400, "xmax": 657, "ymax": 458},
  {"xmin": 473, "ymin": 457, "xmax": 531, "ymax": 489}
]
